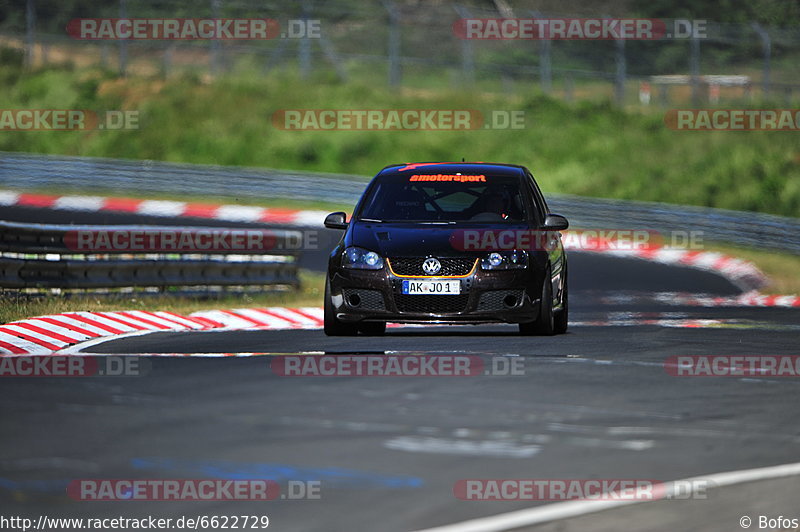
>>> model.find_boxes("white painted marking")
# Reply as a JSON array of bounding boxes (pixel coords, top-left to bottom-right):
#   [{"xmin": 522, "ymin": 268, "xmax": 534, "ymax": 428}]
[
  {"xmin": 298, "ymin": 307, "xmax": 325, "ymax": 321},
  {"xmin": 74, "ymin": 312, "xmax": 138, "ymax": 333},
  {"xmin": 213, "ymin": 205, "xmax": 266, "ymax": 222},
  {"xmin": 58, "ymin": 329, "xmax": 158, "ymax": 354},
  {"xmin": 190, "ymin": 310, "xmax": 261, "ymax": 329},
  {"xmin": 384, "ymin": 436, "xmax": 541, "ymax": 458},
  {"xmin": 42, "ymin": 315, "xmax": 110, "ymax": 336},
  {"xmin": 413, "ymin": 461, "xmax": 800, "ymax": 532},
  {"xmin": 690, "ymin": 252, "xmax": 724, "ymax": 269},
  {"xmin": 776, "ymin": 296, "xmax": 799, "ymax": 307},
  {"xmin": 0, "ymin": 331, "xmax": 45, "ymax": 354},
  {"xmin": 100, "ymin": 312, "xmax": 159, "ymax": 330},
  {"xmin": 264, "ymin": 307, "xmax": 319, "ymax": 326},
  {"xmin": 136, "ymin": 200, "xmax": 187, "ymax": 217},
  {"xmin": 24, "ymin": 319, "xmax": 90, "ymax": 342},
  {"xmin": 125, "ymin": 310, "xmax": 188, "ymax": 329},
  {"xmin": 232, "ymin": 308, "xmax": 297, "ymax": 328},
  {"xmin": 53, "ymin": 195, "xmax": 106, "ymax": 211},
  {"xmin": 0, "ymin": 190, "xmax": 21, "ymax": 206},
  {"xmin": 1, "ymin": 324, "xmax": 68, "ymax": 347},
  {"xmin": 154, "ymin": 312, "xmax": 205, "ymax": 329},
  {"xmin": 291, "ymin": 210, "xmax": 329, "ymax": 226}
]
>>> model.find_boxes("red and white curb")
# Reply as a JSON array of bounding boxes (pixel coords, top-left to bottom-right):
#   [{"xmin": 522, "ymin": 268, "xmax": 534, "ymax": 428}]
[
  {"xmin": 0, "ymin": 189, "xmax": 328, "ymax": 226},
  {"xmin": 192, "ymin": 307, "xmax": 324, "ymax": 330},
  {"xmin": 561, "ymin": 236, "xmax": 768, "ymax": 292},
  {"xmin": 1, "ymin": 295, "xmax": 799, "ymax": 355},
  {"xmin": 0, "ymin": 310, "xmax": 222, "ymax": 355},
  {"xmin": 0, "ymin": 307, "xmax": 327, "ymax": 355}
]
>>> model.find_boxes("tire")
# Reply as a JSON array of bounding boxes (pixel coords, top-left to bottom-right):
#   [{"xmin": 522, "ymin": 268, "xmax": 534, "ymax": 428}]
[
  {"xmin": 554, "ymin": 266, "xmax": 568, "ymax": 334},
  {"xmin": 324, "ymin": 278, "xmax": 358, "ymax": 336},
  {"xmin": 519, "ymin": 267, "xmax": 555, "ymax": 336},
  {"xmin": 359, "ymin": 322, "xmax": 386, "ymax": 335}
]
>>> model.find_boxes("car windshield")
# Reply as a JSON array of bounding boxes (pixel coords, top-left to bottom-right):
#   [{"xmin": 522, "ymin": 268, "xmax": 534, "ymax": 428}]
[{"xmin": 358, "ymin": 173, "xmax": 531, "ymax": 223}]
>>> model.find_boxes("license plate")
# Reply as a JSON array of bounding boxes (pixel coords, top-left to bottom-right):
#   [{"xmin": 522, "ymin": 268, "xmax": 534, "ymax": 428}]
[{"xmin": 402, "ymin": 280, "xmax": 461, "ymax": 295}]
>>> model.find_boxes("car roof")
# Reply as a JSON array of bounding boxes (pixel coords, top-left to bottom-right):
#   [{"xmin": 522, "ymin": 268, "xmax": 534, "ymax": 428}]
[{"xmin": 377, "ymin": 162, "xmax": 527, "ymax": 177}]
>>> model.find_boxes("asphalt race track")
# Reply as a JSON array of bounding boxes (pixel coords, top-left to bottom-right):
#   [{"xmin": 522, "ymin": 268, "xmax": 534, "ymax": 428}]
[{"xmin": 1, "ymin": 205, "xmax": 799, "ymax": 531}]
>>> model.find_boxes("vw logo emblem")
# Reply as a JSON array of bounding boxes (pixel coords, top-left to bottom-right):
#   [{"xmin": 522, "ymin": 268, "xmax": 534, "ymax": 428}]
[{"xmin": 422, "ymin": 257, "xmax": 442, "ymax": 275}]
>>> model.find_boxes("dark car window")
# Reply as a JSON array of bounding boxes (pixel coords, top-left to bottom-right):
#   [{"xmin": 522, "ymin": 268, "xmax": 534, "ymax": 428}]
[
  {"xmin": 526, "ymin": 171, "xmax": 548, "ymax": 225},
  {"xmin": 358, "ymin": 174, "xmax": 534, "ymax": 223}
]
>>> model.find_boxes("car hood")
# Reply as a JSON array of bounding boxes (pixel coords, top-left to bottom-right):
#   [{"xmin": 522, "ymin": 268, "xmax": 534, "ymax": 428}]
[{"xmin": 349, "ymin": 222, "xmax": 529, "ymax": 257}]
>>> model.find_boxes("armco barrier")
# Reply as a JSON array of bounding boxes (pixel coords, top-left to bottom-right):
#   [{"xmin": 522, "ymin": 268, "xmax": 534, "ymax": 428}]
[
  {"xmin": 2, "ymin": 152, "xmax": 798, "ymax": 254},
  {"xmin": 0, "ymin": 221, "xmax": 300, "ymax": 290}
]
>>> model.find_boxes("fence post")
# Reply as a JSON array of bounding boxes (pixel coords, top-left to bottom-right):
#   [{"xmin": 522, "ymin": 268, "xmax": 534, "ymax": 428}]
[
  {"xmin": 454, "ymin": 5, "xmax": 475, "ymax": 86},
  {"xmin": 532, "ymin": 11, "xmax": 551, "ymax": 94},
  {"xmin": 564, "ymin": 74, "xmax": 574, "ymax": 102},
  {"xmin": 118, "ymin": 0, "xmax": 128, "ymax": 77},
  {"xmin": 690, "ymin": 36, "xmax": 700, "ymax": 106},
  {"xmin": 264, "ymin": 38, "xmax": 290, "ymax": 74},
  {"xmin": 163, "ymin": 44, "xmax": 174, "ymax": 78},
  {"xmin": 383, "ymin": 0, "xmax": 401, "ymax": 88},
  {"xmin": 659, "ymin": 84, "xmax": 669, "ymax": 106},
  {"xmin": 751, "ymin": 23, "xmax": 771, "ymax": 98},
  {"xmin": 210, "ymin": 0, "xmax": 221, "ymax": 75},
  {"xmin": 615, "ymin": 33, "xmax": 626, "ymax": 105},
  {"xmin": 101, "ymin": 43, "xmax": 110, "ymax": 69},
  {"xmin": 25, "ymin": 0, "xmax": 35, "ymax": 68},
  {"xmin": 319, "ymin": 35, "xmax": 348, "ymax": 82},
  {"xmin": 298, "ymin": 1, "xmax": 311, "ymax": 79}
]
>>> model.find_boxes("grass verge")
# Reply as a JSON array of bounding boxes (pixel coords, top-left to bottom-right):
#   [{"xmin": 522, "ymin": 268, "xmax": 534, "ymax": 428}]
[
  {"xmin": 0, "ymin": 270, "xmax": 325, "ymax": 325},
  {"xmin": 0, "ymin": 61, "xmax": 799, "ymax": 217},
  {"xmin": 703, "ymin": 242, "xmax": 800, "ymax": 295}
]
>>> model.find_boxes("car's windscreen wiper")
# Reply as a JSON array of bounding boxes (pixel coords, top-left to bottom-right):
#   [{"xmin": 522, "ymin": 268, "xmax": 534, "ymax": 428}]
[{"xmin": 359, "ymin": 218, "xmax": 384, "ymax": 223}]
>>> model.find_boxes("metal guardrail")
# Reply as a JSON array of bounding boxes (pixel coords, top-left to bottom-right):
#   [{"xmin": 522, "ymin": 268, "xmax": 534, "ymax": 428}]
[
  {"xmin": 0, "ymin": 152, "xmax": 367, "ymax": 204},
  {"xmin": 2, "ymin": 152, "xmax": 799, "ymax": 254},
  {"xmin": 547, "ymin": 195, "xmax": 800, "ymax": 255},
  {"xmin": 0, "ymin": 221, "xmax": 301, "ymax": 290}
]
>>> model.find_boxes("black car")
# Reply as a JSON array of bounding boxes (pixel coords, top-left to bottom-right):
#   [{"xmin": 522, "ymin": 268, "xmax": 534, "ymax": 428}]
[{"xmin": 323, "ymin": 162, "xmax": 569, "ymax": 336}]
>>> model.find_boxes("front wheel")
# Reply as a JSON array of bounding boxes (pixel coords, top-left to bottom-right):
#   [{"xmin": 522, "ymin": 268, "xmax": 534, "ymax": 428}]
[
  {"xmin": 554, "ymin": 267, "xmax": 568, "ymax": 334},
  {"xmin": 324, "ymin": 278, "xmax": 358, "ymax": 336},
  {"xmin": 359, "ymin": 322, "xmax": 386, "ymax": 335},
  {"xmin": 520, "ymin": 268, "xmax": 555, "ymax": 336}
]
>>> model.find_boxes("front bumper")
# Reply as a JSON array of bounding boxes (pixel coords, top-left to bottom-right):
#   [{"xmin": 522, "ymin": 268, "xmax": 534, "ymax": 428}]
[{"xmin": 328, "ymin": 264, "xmax": 541, "ymax": 324}]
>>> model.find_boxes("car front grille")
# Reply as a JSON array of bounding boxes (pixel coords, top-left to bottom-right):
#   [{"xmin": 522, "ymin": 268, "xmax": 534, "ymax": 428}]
[
  {"xmin": 342, "ymin": 289, "xmax": 386, "ymax": 311},
  {"xmin": 394, "ymin": 294, "xmax": 470, "ymax": 314},
  {"xmin": 389, "ymin": 257, "xmax": 476, "ymax": 277},
  {"xmin": 477, "ymin": 290, "xmax": 525, "ymax": 311}
]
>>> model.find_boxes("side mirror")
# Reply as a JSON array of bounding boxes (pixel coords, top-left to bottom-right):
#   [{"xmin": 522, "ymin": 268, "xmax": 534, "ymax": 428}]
[
  {"xmin": 543, "ymin": 213, "xmax": 569, "ymax": 231},
  {"xmin": 324, "ymin": 212, "xmax": 348, "ymax": 230}
]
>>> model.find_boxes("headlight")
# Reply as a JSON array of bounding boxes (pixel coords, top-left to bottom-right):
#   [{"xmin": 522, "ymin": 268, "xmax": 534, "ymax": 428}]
[
  {"xmin": 342, "ymin": 247, "xmax": 384, "ymax": 270},
  {"xmin": 481, "ymin": 250, "xmax": 528, "ymax": 270}
]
